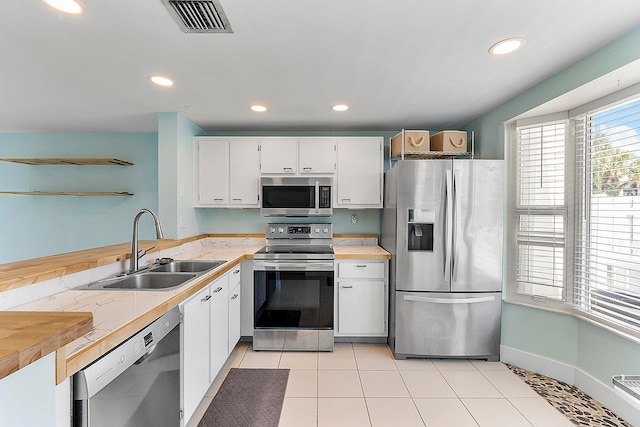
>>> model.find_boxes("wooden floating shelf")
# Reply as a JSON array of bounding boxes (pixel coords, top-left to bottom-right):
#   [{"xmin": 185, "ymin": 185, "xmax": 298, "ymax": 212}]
[
  {"xmin": 0, "ymin": 191, "xmax": 134, "ymax": 196},
  {"xmin": 0, "ymin": 158, "xmax": 134, "ymax": 166}
]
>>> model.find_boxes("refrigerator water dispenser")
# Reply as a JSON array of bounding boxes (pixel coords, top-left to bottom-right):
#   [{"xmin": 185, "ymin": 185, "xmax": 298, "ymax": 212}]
[{"xmin": 407, "ymin": 209, "xmax": 434, "ymax": 251}]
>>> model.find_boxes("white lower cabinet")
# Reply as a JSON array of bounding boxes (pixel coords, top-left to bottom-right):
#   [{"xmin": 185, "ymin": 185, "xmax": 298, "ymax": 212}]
[
  {"xmin": 181, "ymin": 285, "xmax": 213, "ymax": 425},
  {"xmin": 240, "ymin": 260, "xmax": 254, "ymax": 337},
  {"xmin": 180, "ymin": 271, "xmax": 231, "ymax": 426},
  {"xmin": 181, "ymin": 264, "xmax": 249, "ymax": 426},
  {"xmin": 209, "ymin": 274, "xmax": 229, "ymax": 382},
  {"xmin": 228, "ymin": 265, "xmax": 242, "ymax": 353},
  {"xmin": 335, "ymin": 260, "xmax": 388, "ymax": 337}
]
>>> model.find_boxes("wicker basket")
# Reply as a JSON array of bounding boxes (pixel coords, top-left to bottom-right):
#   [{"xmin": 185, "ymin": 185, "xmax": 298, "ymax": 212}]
[
  {"xmin": 430, "ymin": 131, "xmax": 467, "ymax": 152},
  {"xmin": 391, "ymin": 131, "xmax": 430, "ymax": 156}
]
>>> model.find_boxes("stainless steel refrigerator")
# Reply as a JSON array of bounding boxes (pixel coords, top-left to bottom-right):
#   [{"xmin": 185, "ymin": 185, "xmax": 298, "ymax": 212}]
[{"xmin": 381, "ymin": 159, "xmax": 503, "ymax": 361}]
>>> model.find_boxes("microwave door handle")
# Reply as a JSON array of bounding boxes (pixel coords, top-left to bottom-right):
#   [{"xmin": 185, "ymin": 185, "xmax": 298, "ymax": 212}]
[{"xmin": 315, "ymin": 180, "xmax": 320, "ymax": 213}]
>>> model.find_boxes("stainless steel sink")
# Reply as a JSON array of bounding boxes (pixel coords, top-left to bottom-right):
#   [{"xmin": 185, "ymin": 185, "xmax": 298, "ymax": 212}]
[
  {"xmin": 77, "ymin": 259, "xmax": 226, "ymax": 291},
  {"xmin": 149, "ymin": 260, "xmax": 226, "ymax": 273},
  {"xmin": 102, "ymin": 272, "xmax": 197, "ymax": 290}
]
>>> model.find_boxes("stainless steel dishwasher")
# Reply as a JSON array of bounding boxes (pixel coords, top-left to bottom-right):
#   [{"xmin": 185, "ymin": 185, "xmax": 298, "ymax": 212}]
[{"xmin": 73, "ymin": 307, "xmax": 181, "ymax": 427}]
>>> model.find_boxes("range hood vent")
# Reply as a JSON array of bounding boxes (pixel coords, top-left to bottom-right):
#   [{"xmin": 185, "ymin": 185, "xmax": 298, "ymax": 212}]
[{"xmin": 162, "ymin": 0, "xmax": 232, "ymax": 33}]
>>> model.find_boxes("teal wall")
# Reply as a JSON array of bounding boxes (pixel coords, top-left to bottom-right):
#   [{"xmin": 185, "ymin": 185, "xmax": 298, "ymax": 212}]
[
  {"xmin": 0, "ymin": 133, "xmax": 158, "ymax": 264},
  {"xmin": 158, "ymin": 112, "xmax": 207, "ymax": 239},
  {"xmin": 467, "ymin": 26, "xmax": 640, "ymax": 386},
  {"xmin": 501, "ymin": 303, "xmax": 579, "ymax": 366}
]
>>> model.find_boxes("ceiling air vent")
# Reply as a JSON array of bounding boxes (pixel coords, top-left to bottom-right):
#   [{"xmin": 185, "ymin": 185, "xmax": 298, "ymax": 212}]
[{"xmin": 162, "ymin": 0, "xmax": 232, "ymax": 33}]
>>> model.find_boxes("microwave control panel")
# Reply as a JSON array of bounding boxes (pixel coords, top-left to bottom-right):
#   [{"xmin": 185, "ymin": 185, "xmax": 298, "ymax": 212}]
[{"xmin": 319, "ymin": 186, "xmax": 331, "ymax": 208}]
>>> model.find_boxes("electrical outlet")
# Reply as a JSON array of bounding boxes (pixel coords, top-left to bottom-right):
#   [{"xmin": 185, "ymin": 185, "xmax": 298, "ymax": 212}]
[
  {"xmin": 180, "ymin": 216, "xmax": 187, "ymax": 229},
  {"xmin": 351, "ymin": 214, "xmax": 358, "ymax": 224}
]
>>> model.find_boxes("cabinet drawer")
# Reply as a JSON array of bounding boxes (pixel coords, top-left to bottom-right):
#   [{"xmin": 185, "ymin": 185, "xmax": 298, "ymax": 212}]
[
  {"xmin": 338, "ymin": 262, "xmax": 385, "ymax": 279},
  {"xmin": 229, "ymin": 265, "xmax": 241, "ymax": 289}
]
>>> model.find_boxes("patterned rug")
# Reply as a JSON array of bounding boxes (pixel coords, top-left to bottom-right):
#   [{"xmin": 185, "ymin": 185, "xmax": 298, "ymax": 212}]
[
  {"xmin": 507, "ymin": 364, "xmax": 631, "ymax": 426},
  {"xmin": 198, "ymin": 368, "xmax": 290, "ymax": 427}
]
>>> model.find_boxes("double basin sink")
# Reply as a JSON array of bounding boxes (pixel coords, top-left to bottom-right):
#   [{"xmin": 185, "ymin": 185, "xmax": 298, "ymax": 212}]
[{"xmin": 78, "ymin": 260, "xmax": 226, "ymax": 291}]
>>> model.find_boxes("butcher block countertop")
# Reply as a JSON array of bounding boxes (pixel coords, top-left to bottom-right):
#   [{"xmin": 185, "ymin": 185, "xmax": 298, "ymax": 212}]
[
  {"xmin": 0, "ymin": 311, "xmax": 93, "ymax": 380},
  {"xmin": 0, "ymin": 234, "xmax": 389, "ymax": 383}
]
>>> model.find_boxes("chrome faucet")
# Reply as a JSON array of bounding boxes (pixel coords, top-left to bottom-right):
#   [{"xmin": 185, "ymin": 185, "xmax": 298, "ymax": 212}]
[{"xmin": 129, "ymin": 208, "xmax": 164, "ymax": 273}]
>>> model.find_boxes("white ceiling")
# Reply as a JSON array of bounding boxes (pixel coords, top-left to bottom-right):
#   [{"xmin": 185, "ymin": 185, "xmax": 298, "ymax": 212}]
[{"xmin": 2, "ymin": 0, "xmax": 640, "ymax": 133}]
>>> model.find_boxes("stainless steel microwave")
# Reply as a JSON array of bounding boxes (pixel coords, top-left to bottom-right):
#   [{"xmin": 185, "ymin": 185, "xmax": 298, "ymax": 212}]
[{"xmin": 260, "ymin": 177, "xmax": 332, "ymax": 217}]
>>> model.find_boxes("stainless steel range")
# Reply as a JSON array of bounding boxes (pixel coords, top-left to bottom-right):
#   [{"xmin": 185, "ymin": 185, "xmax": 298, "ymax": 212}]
[{"xmin": 253, "ymin": 223, "xmax": 334, "ymax": 351}]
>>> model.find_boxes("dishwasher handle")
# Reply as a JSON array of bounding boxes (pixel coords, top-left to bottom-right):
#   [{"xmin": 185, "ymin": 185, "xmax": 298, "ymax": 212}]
[{"xmin": 134, "ymin": 343, "xmax": 158, "ymax": 365}]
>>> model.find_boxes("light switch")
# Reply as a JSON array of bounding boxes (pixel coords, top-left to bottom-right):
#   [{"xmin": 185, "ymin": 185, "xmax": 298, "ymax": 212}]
[{"xmin": 180, "ymin": 216, "xmax": 187, "ymax": 229}]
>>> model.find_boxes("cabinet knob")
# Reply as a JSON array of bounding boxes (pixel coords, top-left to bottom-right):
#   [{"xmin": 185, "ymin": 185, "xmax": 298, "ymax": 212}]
[
  {"xmin": 342, "ymin": 285, "xmax": 353, "ymax": 289},
  {"xmin": 233, "ymin": 269, "xmax": 240, "ymax": 274},
  {"xmin": 201, "ymin": 295, "xmax": 212, "ymax": 302},
  {"xmin": 232, "ymin": 198, "xmax": 243, "ymax": 202},
  {"xmin": 213, "ymin": 286, "xmax": 223, "ymax": 293},
  {"xmin": 355, "ymin": 264, "xmax": 367, "ymax": 268},
  {"xmin": 231, "ymin": 294, "xmax": 239, "ymax": 299},
  {"xmin": 283, "ymin": 167, "xmax": 294, "ymax": 173},
  {"xmin": 302, "ymin": 167, "xmax": 312, "ymax": 171}
]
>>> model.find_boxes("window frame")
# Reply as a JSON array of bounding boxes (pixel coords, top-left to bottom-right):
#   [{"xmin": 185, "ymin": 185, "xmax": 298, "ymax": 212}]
[
  {"xmin": 506, "ymin": 85, "xmax": 640, "ymax": 342},
  {"xmin": 505, "ymin": 116, "xmax": 573, "ymax": 313}
]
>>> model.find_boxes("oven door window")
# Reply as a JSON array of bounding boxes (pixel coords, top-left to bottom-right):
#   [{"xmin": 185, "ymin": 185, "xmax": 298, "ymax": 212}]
[
  {"xmin": 254, "ymin": 270, "xmax": 334, "ymax": 329},
  {"xmin": 262, "ymin": 186, "xmax": 315, "ymax": 209}
]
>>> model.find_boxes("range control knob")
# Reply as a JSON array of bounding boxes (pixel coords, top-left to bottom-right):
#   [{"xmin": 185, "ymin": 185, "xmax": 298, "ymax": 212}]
[
  {"xmin": 315, "ymin": 227, "xmax": 320, "ymax": 234},
  {"xmin": 323, "ymin": 227, "xmax": 329, "ymax": 234},
  {"xmin": 278, "ymin": 227, "xmax": 285, "ymax": 233},
  {"xmin": 270, "ymin": 227, "xmax": 276, "ymax": 233}
]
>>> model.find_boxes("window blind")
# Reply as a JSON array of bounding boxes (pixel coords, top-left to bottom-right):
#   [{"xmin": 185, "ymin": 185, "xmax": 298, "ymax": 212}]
[
  {"xmin": 574, "ymin": 96, "xmax": 640, "ymax": 328},
  {"xmin": 515, "ymin": 121, "xmax": 567, "ymax": 300}
]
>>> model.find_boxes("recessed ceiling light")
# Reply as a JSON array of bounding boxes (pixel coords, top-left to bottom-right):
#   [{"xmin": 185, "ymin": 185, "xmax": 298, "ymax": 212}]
[
  {"xmin": 332, "ymin": 104, "xmax": 349, "ymax": 112},
  {"xmin": 489, "ymin": 38, "xmax": 524, "ymax": 56},
  {"xmin": 42, "ymin": 0, "xmax": 84, "ymax": 14},
  {"xmin": 149, "ymin": 75, "xmax": 174, "ymax": 87},
  {"xmin": 250, "ymin": 105, "xmax": 267, "ymax": 112}
]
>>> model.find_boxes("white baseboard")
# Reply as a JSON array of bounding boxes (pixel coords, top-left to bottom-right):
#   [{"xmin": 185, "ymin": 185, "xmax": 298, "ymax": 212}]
[
  {"xmin": 501, "ymin": 345, "xmax": 640, "ymax": 426},
  {"xmin": 500, "ymin": 345, "xmax": 575, "ymax": 384}
]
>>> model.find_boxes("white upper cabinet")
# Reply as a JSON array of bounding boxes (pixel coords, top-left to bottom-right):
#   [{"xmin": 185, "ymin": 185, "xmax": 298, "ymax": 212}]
[
  {"xmin": 194, "ymin": 137, "xmax": 259, "ymax": 207},
  {"xmin": 259, "ymin": 138, "xmax": 298, "ymax": 174},
  {"xmin": 229, "ymin": 139, "xmax": 260, "ymax": 206},
  {"xmin": 336, "ymin": 137, "xmax": 383, "ymax": 208},
  {"xmin": 195, "ymin": 138, "xmax": 229, "ymax": 205},
  {"xmin": 260, "ymin": 138, "xmax": 336, "ymax": 175},
  {"xmin": 194, "ymin": 135, "xmax": 382, "ymax": 209},
  {"xmin": 298, "ymin": 138, "xmax": 336, "ymax": 174}
]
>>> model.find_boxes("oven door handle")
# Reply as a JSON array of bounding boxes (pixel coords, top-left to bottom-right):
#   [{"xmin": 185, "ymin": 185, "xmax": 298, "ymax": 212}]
[{"xmin": 254, "ymin": 261, "xmax": 334, "ymax": 271}]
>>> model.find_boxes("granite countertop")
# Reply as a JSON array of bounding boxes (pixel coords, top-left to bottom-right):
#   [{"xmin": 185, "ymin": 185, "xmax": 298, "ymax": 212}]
[{"xmin": 1, "ymin": 237, "xmax": 389, "ymax": 383}]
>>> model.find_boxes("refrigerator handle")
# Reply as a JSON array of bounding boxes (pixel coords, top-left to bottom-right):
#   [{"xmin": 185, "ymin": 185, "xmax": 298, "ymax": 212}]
[
  {"xmin": 452, "ymin": 168, "xmax": 458, "ymax": 285},
  {"xmin": 444, "ymin": 170, "xmax": 453, "ymax": 281},
  {"xmin": 403, "ymin": 295, "xmax": 496, "ymax": 304}
]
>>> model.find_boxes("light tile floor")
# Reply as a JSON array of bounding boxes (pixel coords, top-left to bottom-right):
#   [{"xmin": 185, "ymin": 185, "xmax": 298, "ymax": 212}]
[{"xmin": 188, "ymin": 342, "xmax": 574, "ymax": 427}]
